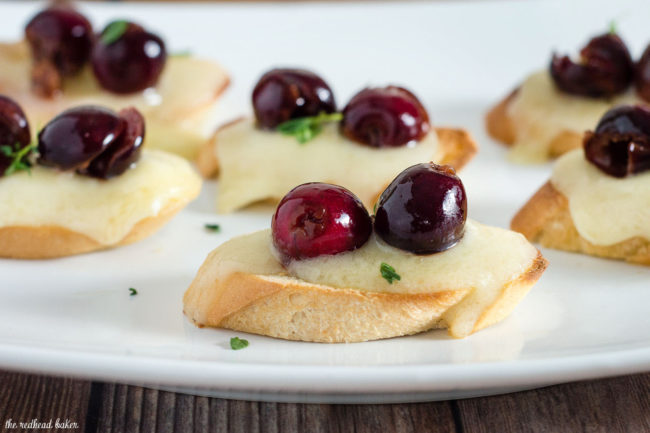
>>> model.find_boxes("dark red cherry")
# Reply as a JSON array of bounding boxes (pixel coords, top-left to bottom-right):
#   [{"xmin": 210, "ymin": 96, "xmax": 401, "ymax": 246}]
[
  {"xmin": 25, "ymin": 6, "xmax": 94, "ymax": 97},
  {"xmin": 0, "ymin": 96, "xmax": 31, "ymax": 176},
  {"xmin": 92, "ymin": 21, "xmax": 167, "ymax": 94},
  {"xmin": 252, "ymin": 68, "xmax": 336, "ymax": 129},
  {"xmin": 272, "ymin": 183, "xmax": 372, "ymax": 262},
  {"xmin": 38, "ymin": 106, "xmax": 124, "ymax": 171},
  {"xmin": 341, "ymin": 86, "xmax": 430, "ymax": 148},
  {"xmin": 550, "ymin": 33, "xmax": 634, "ymax": 98},
  {"xmin": 584, "ymin": 105, "xmax": 650, "ymax": 177},
  {"xmin": 81, "ymin": 108, "xmax": 145, "ymax": 179},
  {"xmin": 374, "ymin": 163, "xmax": 467, "ymax": 254},
  {"xmin": 25, "ymin": 6, "xmax": 94, "ymax": 76},
  {"xmin": 635, "ymin": 44, "xmax": 650, "ymax": 102}
]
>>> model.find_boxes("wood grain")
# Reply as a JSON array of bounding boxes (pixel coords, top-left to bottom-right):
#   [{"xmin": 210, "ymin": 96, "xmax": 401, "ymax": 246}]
[
  {"xmin": 89, "ymin": 384, "xmax": 455, "ymax": 433},
  {"xmin": 456, "ymin": 373, "xmax": 650, "ymax": 433},
  {"xmin": 0, "ymin": 371, "xmax": 91, "ymax": 432},
  {"xmin": 1, "ymin": 370, "xmax": 649, "ymax": 433}
]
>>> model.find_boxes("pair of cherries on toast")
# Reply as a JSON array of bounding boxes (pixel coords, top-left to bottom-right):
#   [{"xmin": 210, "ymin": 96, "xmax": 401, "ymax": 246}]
[
  {"xmin": 25, "ymin": 5, "xmax": 166, "ymax": 95},
  {"xmin": 252, "ymin": 68, "xmax": 430, "ymax": 148},
  {"xmin": 551, "ymin": 31, "xmax": 650, "ymax": 100},
  {"xmin": 272, "ymin": 163, "xmax": 467, "ymax": 262},
  {"xmin": 0, "ymin": 95, "xmax": 144, "ymax": 179}
]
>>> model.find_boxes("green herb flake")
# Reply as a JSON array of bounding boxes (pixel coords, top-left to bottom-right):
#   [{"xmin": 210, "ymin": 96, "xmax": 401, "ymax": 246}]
[
  {"xmin": 101, "ymin": 20, "xmax": 129, "ymax": 45},
  {"xmin": 373, "ymin": 202, "xmax": 378, "ymax": 215},
  {"xmin": 380, "ymin": 262, "xmax": 401, "ymax": 284},
  {"xmin": 172, "ymin": 50, "xmax": 192, "ymax": 57},
  {"xmin": 609, "ymin": 20, "xmax": 618, "ymax": 35},
  {"xmin": 276, "ymin": 112, "xmax": 343, "ymax": 144},
  {"xmin": 129, "ymin": 287, "xmax": 138, "ymax": 296},
  {"xmin": 205, "ymin": 223, "xmax": 221, "ymax": 232},
  {"xmin": 0, "ymin": 145, "xmax": 12, "ymax": 157},
  {"xmin": 230, "ymin": 337, "xmax": 249, "ymax": 350},
  {"xmin": 2, "ymin": 142, "xmax": 36, "ymax": 177}
]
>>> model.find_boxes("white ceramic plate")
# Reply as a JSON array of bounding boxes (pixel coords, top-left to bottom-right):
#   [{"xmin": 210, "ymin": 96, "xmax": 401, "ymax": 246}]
[{"xmin": 1, "ymin": 0, "xmax": 649, "ymax": 404}]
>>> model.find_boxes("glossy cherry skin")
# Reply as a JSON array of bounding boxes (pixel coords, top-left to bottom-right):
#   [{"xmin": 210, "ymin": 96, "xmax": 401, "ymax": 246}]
[
  {"xmin": 272, "ymin": 183, "xmax": 372, "ymax": 262},
  {"xmin": 341, "ymin": 86, "xmax": 430, "ymax": 148},
  {"xmin": 550, "ymin": 33, "xmax": 634, "ymax": 98},
  {"xmin": 92, "ymin": 21, "xmax": 167, "ymax": 94},
  {"xmin": 584, "ymin": 105, "xmax": 650, "ymax": 177},
  {"xmin": 38, "ymin": 106, "xmax": 124, "ymax": 171},
  {"xmin": 252, "ymin": 68, "xmax": 336, "ymax": 129},
  {"xmin": 0, "ymin": 96, "xmax": 31, "ymax": 176},
  {"xmin": 635, "ymin": 44, "xmax": 650, "ymax": 102},
  {"xmin": 81, "ymin": 108, "xmax": 145, "ymax": 179},
  {"xmin": 25, "ymin": 6, "xmax": 94, "ymax": 76},
  {"xmin": 374, "ymin": 163, "xmax": 467, "ymax": 254}
]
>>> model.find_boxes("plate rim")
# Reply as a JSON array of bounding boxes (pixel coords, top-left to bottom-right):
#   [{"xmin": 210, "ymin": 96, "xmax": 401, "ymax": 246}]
[{"xmin": 1, "ymin": 342, "xmax": 648, "ymax": 396}]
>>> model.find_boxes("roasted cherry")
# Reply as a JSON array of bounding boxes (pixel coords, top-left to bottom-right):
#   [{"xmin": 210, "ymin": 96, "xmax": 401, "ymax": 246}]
[
  {"xmin": 25, "ymin": 6, "xmax": 94, "ymax": 75},
  {"xmin": 25, "ymin": 6, "xmax": 94, "ymax": 97},
  {"xmin": 272, "ymin": 183, "xmax": 372, "ymax": 261},
  {"xmin": 635, "ymin": 44, "xmax": 650, "ymax": 102},
  {"xmin": 252, "ymin": 68, "xmax": 336, "ymax": 129},
  {"xmin": 80, "ymin": 108, "xmax": 145, "ymax": 179},
  {"xmin": 38, "ymin": 105, "xmax": 144, "ymax": 178},
  {"xmin": 550, "ymin": 33, "xmax": 634, "ymax": 98},
  {"xmin": 584, "ymin": 105, "xmax": 650, "ymax": 177},
  {"xmin": 92, "ymin": 21, "xmax": 167, "ymax": 94},
  {"xmin": 374, "ymin": 163, "xmax": 467, "ymax": 254},
  {"xmin": 0, "ymin": 96, "xmax": 31, "ymax": 176},
  {"xmin": 38, "ymin": 106, "xmax": 123, "ymax": 171},
  {"xmin": 341, "ymin": 86, "xmax": 430, "ymax": 148}
]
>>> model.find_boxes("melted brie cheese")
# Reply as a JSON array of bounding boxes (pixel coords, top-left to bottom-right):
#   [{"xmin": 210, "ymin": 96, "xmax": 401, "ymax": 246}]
[
  {"xmin": 507, "ymin": 71, "xmax": 639, "ymax": 162},
  {"xmin": 0, "ymin": 42, "xmax": 228, "ymax": 159},
  {"xmin": 551, "ymin": 149, "xmax": 650, "ymax": 245},
  {"xmin": 220, "ymin": 220, "xmax": 538, "ymax": 338},
  {"xmin": 0, "ymin": 150, "xmax": 201, "ymax": 245},
  {"xmin": 216, "ymin": 119, "xmax": 440, "ymax": 213}
]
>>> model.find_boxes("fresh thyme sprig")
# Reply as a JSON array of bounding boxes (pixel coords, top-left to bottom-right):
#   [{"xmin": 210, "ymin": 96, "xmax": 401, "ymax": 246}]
[
  {"xmin": 276, "ymin": 112, "xmax": 343, "ymax": 144},
  {"xmin": 609, "ymin": 20, "xmax": 618, "ymax": 35},
  {"xmin": 101, "ymin": 20, "xmax": 129, "ymax": 45},
  {"xmin": 171, "ymin": 50, "xmax": 192, "ymax": 58},
  {"xmin": 1, "ymin": 141, "xmax": 36, "ymax": 176}
]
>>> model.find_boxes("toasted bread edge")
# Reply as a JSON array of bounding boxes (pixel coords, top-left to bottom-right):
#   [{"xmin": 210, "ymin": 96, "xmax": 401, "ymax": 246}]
[{"xmin": 511, "ymin": 181, "xmax": 650, "ymax": 265}]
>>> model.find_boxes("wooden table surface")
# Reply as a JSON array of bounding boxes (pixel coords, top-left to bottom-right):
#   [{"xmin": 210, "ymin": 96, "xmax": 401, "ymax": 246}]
[{"xmin": 0, "ymin": 370, "xmax": 648, "ymax": 432}]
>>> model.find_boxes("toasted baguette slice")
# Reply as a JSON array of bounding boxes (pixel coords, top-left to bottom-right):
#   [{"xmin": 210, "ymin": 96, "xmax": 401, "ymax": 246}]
[
  {"xmin": 0, "ymin": 151, "xmax": 201, "ymax": 259},
  {"xmin": 183, "ymin": 229, "xmax": 547, "ymax": 343},
  {"xmin": 0, "ymin": 41, "xmax": 230, "ymax": 160},
  {"xmin": 511, "ymin": 181, "xmax": 650, "ymax": 265},
  {"xmin": 195, "ymin": 125, "xmax": 478, "ymax": 179},
  {"xmin": 486, "ymin": 87, "xmax": 582, "ymax": 158},
  {"xmin": 0, "ymin": 199, "xmax": 186, "ymax": 259}
]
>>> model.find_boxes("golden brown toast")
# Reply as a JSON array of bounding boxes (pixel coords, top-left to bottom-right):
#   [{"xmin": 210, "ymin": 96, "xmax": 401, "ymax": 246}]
[
  {"xmin": 0, "ymin": 197, "xmax": 195, "ymax": 260},
  {"xmin": 183, "ymin": 232, "xmax": 547, "ymax": 343},
  {"xmin": 511, "ymin": 181, "xmax": 650, "ymax": 265},
  {"xmin": 486, "ymin": 87, "xmax": 582, "ymax": 158}
]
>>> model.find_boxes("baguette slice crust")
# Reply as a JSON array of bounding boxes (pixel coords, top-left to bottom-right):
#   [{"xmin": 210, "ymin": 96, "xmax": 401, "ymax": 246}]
[
  {"xmin": 0, "ymin": 198, "xmax": 191, "ymax": 259},
  {"xmin": 511, "ymin": 181, "xmax": 650, "ymax": 265},
  {"xmin": 183, "ymin": 235, "xmax": 547, "ymax": 343},
  {"xmin": 486, "ymin": 87, "xmax": 582, "ymax": 158},
  {"xmin": 195, "ymin": 125, "xmax": 478, "ymax": 179}
]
